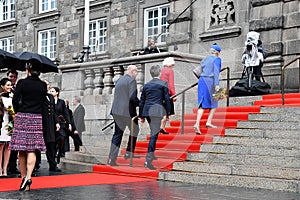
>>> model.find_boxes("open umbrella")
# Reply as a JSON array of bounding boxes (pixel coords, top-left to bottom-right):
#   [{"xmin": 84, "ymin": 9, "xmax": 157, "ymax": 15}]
[
  {"xmin": 13, "ymin": 51, "xmax": 58, "ymax": 73},
  {"xmin": 0, "ymin": 49, "xmax": 21, "ymax": 69}
]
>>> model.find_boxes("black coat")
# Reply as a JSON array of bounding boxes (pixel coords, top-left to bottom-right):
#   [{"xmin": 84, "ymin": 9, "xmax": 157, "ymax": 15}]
[
  {"xmin": 54, "ymin": 98, "xmax": 71, "ymax": 137},
  {"xmin": 73, "ymin": 104, "xmax": 85, "ymax": 133},
  {"xmin": 42, "ymin": 93, "xmax": 57, "ymax": 143},
  {"xmin": 12, "ymin": 76, "xmax": 47, "ymax": 114},
  {"xmin": 139, "ymin": 78, "xmax": 171, "ymax": 118}
]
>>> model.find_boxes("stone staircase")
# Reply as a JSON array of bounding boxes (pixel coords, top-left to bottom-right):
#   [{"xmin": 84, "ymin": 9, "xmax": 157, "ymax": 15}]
[
  {"xmin": 159, "ymin": 107, "xmax": 300, "ymax": 193},
  {"xmin": 60, "ymin": 96, "xmax": 300, "ymax": 193}
]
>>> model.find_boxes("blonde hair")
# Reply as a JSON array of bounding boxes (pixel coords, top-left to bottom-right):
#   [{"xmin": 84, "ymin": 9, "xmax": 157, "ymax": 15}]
[{"xmin": 162, "ymin": 57, "xmax": 175, "ymax": 67}]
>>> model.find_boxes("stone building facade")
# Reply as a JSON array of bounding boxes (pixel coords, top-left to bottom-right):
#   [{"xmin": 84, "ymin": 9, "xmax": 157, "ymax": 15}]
[{"xmin": 0, "ymin": 0, "xmax": 299, "ymax": 150}]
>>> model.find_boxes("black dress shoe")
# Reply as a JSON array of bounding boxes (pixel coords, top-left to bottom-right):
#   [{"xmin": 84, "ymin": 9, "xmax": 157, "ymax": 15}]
[
  {"xmin": 144, "ymin": 162, "xmax": 156, "ymax": 170},
  {"xmin": 107, "ymin": 159, "xmax": 118, "ymax": 166},
  {"xmin": 160, "ymin": 129, "xmax": 169, "ymax": 134},
  {"xmin": 49, "ymin": 167, "xmax": 62, "ymax": 172}
]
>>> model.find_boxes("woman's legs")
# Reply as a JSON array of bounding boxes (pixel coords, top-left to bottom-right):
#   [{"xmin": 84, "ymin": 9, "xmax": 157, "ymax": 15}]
[
  {"xmin": 26, "ymin": 152, "xmax": 36, "ymax": 181},
  {"xmin": 206, "ymin": 108, "xmax": 217, "ymax": 128},
  {"xmin": 159, "ymin": 116, "xmax": 169, "ymax": 134},
  {"xmin": 18, "ymin": 151, "xmax": 27, "ymax": 179},
  {"xmin": 0, "ymin": 144, "xmax": 4, "ymax": 175},
  {"xmin": 194, "ymin": 108, "xmax": 204, "ymax": 134},
  {"xmin": 2, "ymin": 144, "xmax": 11, "ymax": 176}
]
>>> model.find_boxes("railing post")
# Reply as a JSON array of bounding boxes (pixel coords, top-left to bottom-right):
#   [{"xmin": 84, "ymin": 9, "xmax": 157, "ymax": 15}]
[
  {"xmin": 281, "ymin": 67, "xmax": 285, "ymax": 105},
  {"xmin": 181, "ymin": 92, "xmax": 185, "ymax": 135},
  {"xmin": 226, "ymin": 67, "xmax": 230, "ymax": 107}
]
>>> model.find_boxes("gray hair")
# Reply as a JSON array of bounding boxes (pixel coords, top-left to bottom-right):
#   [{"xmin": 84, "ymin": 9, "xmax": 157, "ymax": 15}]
[
  {"xmin": 150, "ymin": 65, "xmax": 161, "ymax": 78},
  {"xmin": 74, "ymin": 95, "xmax": 81, "ymax": 103},
  {"xmin": 210, "ymin": 48, "xmax": 218, "ymax": 55}
]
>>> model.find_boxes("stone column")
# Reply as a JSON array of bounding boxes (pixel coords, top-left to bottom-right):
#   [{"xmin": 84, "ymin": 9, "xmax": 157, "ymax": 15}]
[
  {"xmin": 93, "ymin": 68, "xmax": 104, "ymax": 95},
  {"xmin": 83, "ymin": 69, "xmax": 95, "ymax": 95},
  {"xmin": 136, "ymin": 64, "xmax": 145, "ymax": 95},
  {"xmin": 102, "ymin": 67, "xmax": 114, "ymax": 94}
]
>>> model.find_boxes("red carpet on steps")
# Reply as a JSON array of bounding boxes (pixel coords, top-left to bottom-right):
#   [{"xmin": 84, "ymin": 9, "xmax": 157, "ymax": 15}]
[
  {"xmin": 92, "ymin": 94, "xmax": 300, "ymax": 178},
  {"xmin": 0, "ymin": 173, "xmax": 154, "ymax": 192},
  {"xmin": 92, "ymin": 105, "xmax": 263, "ymax": 179}
]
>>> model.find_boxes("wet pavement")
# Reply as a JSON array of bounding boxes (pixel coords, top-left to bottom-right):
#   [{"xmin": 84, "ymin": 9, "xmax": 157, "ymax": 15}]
[{"xmin": 0, "ymin": 153, "xmax": 299, "ymax": 200}]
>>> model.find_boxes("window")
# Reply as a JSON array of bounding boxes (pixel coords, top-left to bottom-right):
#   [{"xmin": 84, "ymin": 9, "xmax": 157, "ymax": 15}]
[
  {"xmin": 89, "ymin": 18, "xmax": 107, "ymax": 53},
  {"xmin": 0, "ymin": 0, "xmax": 15, "ymax": 22},
  {"xmin": 38, "ymin": 29, "xmax": 56, "ymax": 59},
  {"xmin": 144, "ymin": 4, "xmax": 169, "ymax": 45},
  {"xmin": 39, "ymin": 0, "xmax": 57, "ymax": 13},
  {"xmin": 0, "ymin": 37, "xmax": 14, "ymax": 52}
]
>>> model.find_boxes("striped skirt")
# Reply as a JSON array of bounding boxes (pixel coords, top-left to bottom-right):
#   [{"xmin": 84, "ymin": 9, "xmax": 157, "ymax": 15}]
[{"xmin": 9, "ymin": 112, "xmax": 46, "ymax": 152}]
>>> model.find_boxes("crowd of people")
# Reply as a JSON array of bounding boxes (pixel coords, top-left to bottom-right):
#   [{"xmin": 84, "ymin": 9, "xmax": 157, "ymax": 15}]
[
  {"xmin": 107, "ymin": 41, "xmax": 223, "ymax": 170},
  {"xmin": 0, "ymin": 59, "xmax": 85, "ymax": 191}
]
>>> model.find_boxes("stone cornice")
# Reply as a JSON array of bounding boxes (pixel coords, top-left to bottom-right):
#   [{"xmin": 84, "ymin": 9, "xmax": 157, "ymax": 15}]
[
  {"xmin": 76, "ymin": 0, "xmax": 112, "ymax": 14},
  {"xmin": 0, "ymin": 20, "xmax": 18, "ymax": 32},
  {"xmin": 251, "ymin": 0, "xmax": 282, "ymax": 7},
  {"xmin": 199, "ymin": 26, "xmax": 241, "ymax": 42},
  {"xmin": 30, "ymin": 10, "xmax": 61, "ymax": 24}
]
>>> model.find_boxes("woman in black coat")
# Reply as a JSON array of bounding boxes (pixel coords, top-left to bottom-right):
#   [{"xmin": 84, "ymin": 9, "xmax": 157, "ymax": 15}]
[{"xmin": 49, "ymin": 87, "xmax": 71, "ymax": 164}]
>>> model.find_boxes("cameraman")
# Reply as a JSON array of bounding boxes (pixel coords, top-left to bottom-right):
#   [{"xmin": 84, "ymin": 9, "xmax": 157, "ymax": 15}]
[
  {"xmin": 139, "ymin": 38, "xmax": 160, "ymax": 55},
  {"xmin": 242, "ymin": 32, "xmax": 266, "ymax": 81}
]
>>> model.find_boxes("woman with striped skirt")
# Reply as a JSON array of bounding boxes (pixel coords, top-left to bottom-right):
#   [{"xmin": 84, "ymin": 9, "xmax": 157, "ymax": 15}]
[{"xmin": 9, "ymin": 59, "xmax": 47, "ymax": 191}]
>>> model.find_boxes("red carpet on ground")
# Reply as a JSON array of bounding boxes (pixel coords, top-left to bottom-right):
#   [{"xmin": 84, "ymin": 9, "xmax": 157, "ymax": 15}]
[{"xmin": 0, "ymin": 173, "xmax": 154, "ymax": 192}]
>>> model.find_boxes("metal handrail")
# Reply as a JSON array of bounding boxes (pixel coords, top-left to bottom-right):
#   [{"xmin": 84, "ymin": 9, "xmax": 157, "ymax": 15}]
[
  {"xmin": 171, "ymin": 67, "xmax": 230, "ymax": 135},
  {"xmin": 281, "ymin": 57, "xmax": 300, "ymax": 105}
]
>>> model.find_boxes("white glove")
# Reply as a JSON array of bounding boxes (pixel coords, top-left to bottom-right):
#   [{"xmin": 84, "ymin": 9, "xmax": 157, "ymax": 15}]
[{"xmin": 215, "ymin": 85, "xmax": 220, "ymax": 91}]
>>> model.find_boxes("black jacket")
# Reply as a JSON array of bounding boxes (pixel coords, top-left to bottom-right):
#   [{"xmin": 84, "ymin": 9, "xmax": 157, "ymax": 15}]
[
  {"xmin": 42, "ymin": 93, "xmax": 57, "ymax": 143},
  {"xmin": 13, "ymin": 76, "xmax": 47, "ymax": 114}
]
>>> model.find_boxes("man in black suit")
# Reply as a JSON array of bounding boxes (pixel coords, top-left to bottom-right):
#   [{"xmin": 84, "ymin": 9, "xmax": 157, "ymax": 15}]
[
  {"xmin": 71, "ymin": 96, "xmax": 85, "ymax": 151},
  {"xmin": 42, "ymin": 80, "xmax": 61, "ymax": 172},
  {"xmin": 108, "ymin": 65, "xmax": 140, "ymax": 166},
  {"xmin": 139, "ymin": 65, "xmax": 171, "ymax": 170}
]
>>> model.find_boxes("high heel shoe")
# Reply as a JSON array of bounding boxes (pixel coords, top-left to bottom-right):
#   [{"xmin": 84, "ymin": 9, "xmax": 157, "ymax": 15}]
[
  {"xmin": 193, "ymin": 125, "xmax": 201, "ymax": 135},
  {"xmin": 20, "ymin": 179, "xmax": 32, "ymax": 191},
  {"xmin": 206, "ymin": 123, "xmax": 217, "ymax": 128},
  {"xmin": 20, "ymin": 177, "xmax": 25, "ymax": 189},
  {"xmin": 160, "ymin": 129, "xmax": 169, "ymax": 134}
]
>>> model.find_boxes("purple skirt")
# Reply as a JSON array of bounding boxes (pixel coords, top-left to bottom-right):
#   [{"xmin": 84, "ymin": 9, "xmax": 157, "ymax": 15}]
[{"xmin": 9, "ymin": 112, "xmax": 46, "ymax": 152}]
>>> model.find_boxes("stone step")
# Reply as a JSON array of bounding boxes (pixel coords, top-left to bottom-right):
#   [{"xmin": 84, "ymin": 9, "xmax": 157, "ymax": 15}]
[
  {"xmin": 237, "ymin": 121, "xmax": 300, "ymax": 130},
  {"xmin": 260, "ymin": 107, "xmax": 300, "ymax": 114},
  {"xmin": 186, "ymin": 153, "xmax": 299, "ymax": 168},
  {"xmin": 60, "ymin": 158, "xmax": 94, "ymax": 173},
  {"xmin": 158, "ymin": 171, "xmax": 299, "ymax": 193},
  {"xmin": 248, "ymin": 111, "xmax": 300, "ymax": 122},
  {"xmin": 213, "ymin": 136, "xmax": 299, "ymax": 148},
  {"xmin": 200, "ymin": 144, "xmax": 300, "ymax": 157},
  {"xmin": 225, "ymin": 129, "xmax": 300, "ymax": 139},
  {"xmin": 65, "ymin": 151, "xmax": 106, "ymax": 164},
  {"xmin": 172, "ymin": 162, "xmax": 300, "ymax": 180}
]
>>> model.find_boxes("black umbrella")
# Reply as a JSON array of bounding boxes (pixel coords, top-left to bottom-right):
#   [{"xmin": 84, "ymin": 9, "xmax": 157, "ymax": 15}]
[
  {"xmin": 0, "ymin": 49, "xmax": 21, "ymax": 69},
  {"xmin": 13, "ymin": 51, "xmax": 58, "ymax": 73}
]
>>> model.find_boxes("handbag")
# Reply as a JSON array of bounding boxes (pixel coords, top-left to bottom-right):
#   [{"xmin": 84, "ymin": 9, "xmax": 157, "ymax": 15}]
[
  {"xmin": 193, "ymin": 64, "xmax": 202, "ymax": 79},
  {"xmin": 213, "ymin": 88, "xmax": 228, "ymax": 100}
]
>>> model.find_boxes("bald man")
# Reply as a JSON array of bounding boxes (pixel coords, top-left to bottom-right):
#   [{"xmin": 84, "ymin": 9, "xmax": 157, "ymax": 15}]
[{"xmin": 107, "ymin": 65, "xmax": 140, "ymax": 166}]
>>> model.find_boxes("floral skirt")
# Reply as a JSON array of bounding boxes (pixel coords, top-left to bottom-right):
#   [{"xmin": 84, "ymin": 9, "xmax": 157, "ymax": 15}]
[{"xmin": 9, "ymin": 112, "xmax": 46, "ymax": 152}]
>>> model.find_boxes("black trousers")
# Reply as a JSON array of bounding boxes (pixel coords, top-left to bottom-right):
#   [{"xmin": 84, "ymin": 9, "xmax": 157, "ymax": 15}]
[
  {"xmin": 46, "ymin": 142, "xmax": 57, "ymax": 170},
  {"xmin": 108, "ymin": 115, "xmax": 139, "ymax": 161},
  {"xmin": 68, "ymin": 131, "xmax": 83, "ymax": 151},
  {"xmin": 8, "ymin": 150, "xmax": 18, "ymax": 173}
]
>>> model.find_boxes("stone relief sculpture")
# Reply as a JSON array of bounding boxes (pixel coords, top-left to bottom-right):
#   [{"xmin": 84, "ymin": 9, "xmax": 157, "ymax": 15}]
[{"xmin": 210, "ymin": 0, "xmax": 235, "ymax": 27}]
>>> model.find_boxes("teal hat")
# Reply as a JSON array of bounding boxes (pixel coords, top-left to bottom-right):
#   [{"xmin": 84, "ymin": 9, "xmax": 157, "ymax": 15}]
[{"xmin": 211, "ymin": 43, "xmax": 221, "ymax": 52}]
